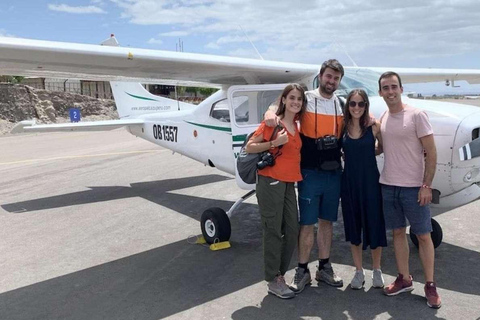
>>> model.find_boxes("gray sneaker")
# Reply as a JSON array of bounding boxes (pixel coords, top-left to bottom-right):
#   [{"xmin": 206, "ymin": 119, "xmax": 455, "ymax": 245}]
[
  {"xmin": 315, "ymin": 262, "xmax": 343, "ymax": 287},
  {"xmin": 350, "ymin": 269, "xmax": 365, "ymax": 290},
  {"xmin": 372, "ymin": 269, "xmax": 385, "ymax": 288},
  {"xmin": 268, "ymin": 275, "xmax": 295, "ymax": 299},
  {"xmin": 289, "ymin": 268, "xmax": 312, "ymax": 293}
]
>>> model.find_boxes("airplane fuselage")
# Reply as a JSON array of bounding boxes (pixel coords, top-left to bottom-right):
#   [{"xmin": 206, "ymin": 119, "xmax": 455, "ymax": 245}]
[
  {"xmin": 125, "ymin": 84, "xmax": 480, "ymax": 209},
  {"xmin": 127, "ymin": 90, "xmax": 235, "ymax": 174}
]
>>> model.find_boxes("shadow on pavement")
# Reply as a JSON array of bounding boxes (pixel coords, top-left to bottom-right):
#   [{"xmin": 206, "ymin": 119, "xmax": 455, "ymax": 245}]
[
  {"xmin": 0, "ymin": 175, "xmax": 479, "ymax": 319},
  {"xmin": 1, "ymin": 174, "xmax": 231, "ymax": 216},
  {"xmin": 232, "ymin": 285, "xmax": 447, "ymax": 320}
]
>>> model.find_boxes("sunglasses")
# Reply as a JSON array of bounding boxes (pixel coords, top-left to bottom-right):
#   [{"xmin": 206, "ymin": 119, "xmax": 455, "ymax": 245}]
[{"xmin": 348, "ymin": 101, "xmax": 366, "ymax": 108}]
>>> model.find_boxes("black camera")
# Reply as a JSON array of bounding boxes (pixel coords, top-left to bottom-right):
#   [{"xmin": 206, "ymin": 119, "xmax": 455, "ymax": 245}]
[
  {"xmin": 257, "ymin": 152, "xmax": 275, "ymax": 170},
  {"xmin": 316, "ymin": 135, "xmax": 339, "ymax": 151}
]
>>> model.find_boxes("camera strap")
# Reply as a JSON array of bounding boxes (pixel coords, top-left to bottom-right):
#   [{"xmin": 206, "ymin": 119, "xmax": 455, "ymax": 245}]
[
  {"xmin": 315, "ymin": 98, "xmax": 317, "ymax": 138},
  {"xmin": 334, "ymin": 98, "xmax": 338, "ymax": 137}
]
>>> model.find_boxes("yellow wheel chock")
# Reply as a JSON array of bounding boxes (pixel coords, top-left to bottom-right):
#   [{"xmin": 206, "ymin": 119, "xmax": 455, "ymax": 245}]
[{"xmin": 196, "ymin": 236, "xmax": 231, "ymax": 251}]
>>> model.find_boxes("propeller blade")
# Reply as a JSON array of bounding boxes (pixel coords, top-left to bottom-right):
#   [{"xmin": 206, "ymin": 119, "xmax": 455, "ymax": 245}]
[{"xmin": 459, "ymin": 138, "xmax": 480, "ymax": 161}]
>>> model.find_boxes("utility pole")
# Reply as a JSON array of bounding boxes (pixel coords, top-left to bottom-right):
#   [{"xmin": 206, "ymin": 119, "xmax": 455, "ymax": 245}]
[{"xmin": 175, "ymin": 38, "xmax": 183, "ymax": 52}]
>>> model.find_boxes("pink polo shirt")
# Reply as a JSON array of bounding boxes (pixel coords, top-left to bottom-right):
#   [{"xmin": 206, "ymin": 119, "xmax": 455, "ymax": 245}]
[{"xmin": 379, "ymin": 105, "xmax": 433, "ymax": 187}]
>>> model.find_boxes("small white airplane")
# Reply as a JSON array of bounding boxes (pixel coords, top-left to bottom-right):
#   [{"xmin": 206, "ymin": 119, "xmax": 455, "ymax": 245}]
[{"xmin": 2, "ymin": 35, "xmax": 480, "ymax": 247}]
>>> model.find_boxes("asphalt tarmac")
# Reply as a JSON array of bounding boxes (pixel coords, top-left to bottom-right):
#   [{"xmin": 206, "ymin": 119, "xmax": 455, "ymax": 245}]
[{"xmin": 1, "ymin": 129, "xmax": 480, "ymax": 320}]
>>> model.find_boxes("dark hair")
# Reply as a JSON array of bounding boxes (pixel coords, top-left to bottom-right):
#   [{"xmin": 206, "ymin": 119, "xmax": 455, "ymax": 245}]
[
  {"xmin": 276, "ymin": 83, "xmax": 306, "ymax": 120},
  {"xmin": 378, "ymin": 71, "xmax": 403, "ymax": 91},
  {"xmin": 319, "ymin": 59, "xmax": 344, "ymax": 78},
  {"xmin": 343, "ymin": 89, "xmax": 370, "ymax": 136}
]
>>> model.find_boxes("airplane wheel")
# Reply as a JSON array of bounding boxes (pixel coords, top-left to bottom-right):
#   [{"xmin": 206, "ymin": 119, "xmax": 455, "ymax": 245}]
[
  {"xmin": 409, "ymin": 218, "xmax": 443, "ymax": 249},
  {"xmin": 201, "ymin": 207, "xmax": 231, "ymax": 244}
]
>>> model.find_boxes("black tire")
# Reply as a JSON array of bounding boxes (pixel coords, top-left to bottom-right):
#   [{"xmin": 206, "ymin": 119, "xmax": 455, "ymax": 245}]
[
  {"xmin": 409, "ymin": 218, "xmax": 443, "ymax": 249},
  {"xmin": 200, "ymin": 207, "xmax": 231, "ymax": 244}
]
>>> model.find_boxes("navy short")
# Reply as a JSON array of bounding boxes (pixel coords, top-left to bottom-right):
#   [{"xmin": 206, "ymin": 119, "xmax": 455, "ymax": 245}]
[
  {"xmin": 381, "ymin": 184, "xmax": 432, "ymax": 235},
  {"xmin": 298, "ymin": 168, "xmax": 342, "ymax": 225}
]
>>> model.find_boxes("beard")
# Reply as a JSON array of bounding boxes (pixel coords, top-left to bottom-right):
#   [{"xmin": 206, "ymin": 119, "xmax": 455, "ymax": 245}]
[{"xmin": 319, "ymin": 82, "xmax": 336, "ymax": 95}]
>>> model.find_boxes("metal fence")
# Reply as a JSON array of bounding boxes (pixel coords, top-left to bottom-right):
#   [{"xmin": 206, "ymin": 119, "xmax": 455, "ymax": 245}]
[
  {"xmin": 20, "ymin": 78, "xmax": 210, "ymax": 102},
  {"xmin": 21, "ymin": 78, "xmax": 113, "ymax": 99}
]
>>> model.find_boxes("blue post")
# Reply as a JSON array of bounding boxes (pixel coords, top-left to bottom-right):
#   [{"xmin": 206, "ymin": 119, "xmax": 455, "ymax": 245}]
[{"xmin": 69, "ymin": 108, "xmax": 81, "ymax": 122}]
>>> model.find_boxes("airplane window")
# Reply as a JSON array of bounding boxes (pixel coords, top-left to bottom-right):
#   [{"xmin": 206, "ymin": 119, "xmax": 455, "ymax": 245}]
[
  {"xmin": 232, "ymin": 90, "xmax": 282, "ymax": 126},
  {"xmin": 232, "ymin": 95, "xmax": 250, "ymax": 123},
  {"xmin": 210, "ymin": 99, "xmax": 230, "ymax": 122},
  {"xmin": 257, "ymin": 90, "xmax": 282, "ymax": 120},
  {"xmin": 210, "ymin": 96, "xmax": 250, "ymax": 123}
]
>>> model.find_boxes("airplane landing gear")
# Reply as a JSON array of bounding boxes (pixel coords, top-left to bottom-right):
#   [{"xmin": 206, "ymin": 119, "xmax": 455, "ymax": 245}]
[
  {"xmin": 409, "ymin": 218, "xmax": 443, "ymax": 249},
  {"xmin": 200, "ymin": 190, "xmax": 256, "ymax": 245},
  {"xmin": 200, "ymin": 207, "xmax": 231, "ymax": 244}
]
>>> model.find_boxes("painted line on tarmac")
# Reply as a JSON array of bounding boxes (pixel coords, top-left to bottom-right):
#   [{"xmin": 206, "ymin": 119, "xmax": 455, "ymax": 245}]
[{"xmin": 0, "ymin": 149, "xmax": 166, "ymax": 165}]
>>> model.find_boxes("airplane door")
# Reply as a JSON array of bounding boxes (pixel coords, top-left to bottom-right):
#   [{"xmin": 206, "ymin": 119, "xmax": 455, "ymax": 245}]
[{"xmin": 227, "ymin": 84, "xmax": 289, "ymax": 189}]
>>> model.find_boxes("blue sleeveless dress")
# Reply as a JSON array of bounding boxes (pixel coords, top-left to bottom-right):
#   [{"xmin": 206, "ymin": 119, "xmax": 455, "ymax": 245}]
[{"xmin": 341, "ymin": 126, "xmax": 387, "ymax": 250}]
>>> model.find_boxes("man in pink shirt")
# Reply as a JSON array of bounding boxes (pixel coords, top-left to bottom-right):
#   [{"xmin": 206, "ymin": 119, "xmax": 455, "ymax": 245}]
[{"xmin": 378, "ymin": 71, "xmax": 441, "ymax": 309}]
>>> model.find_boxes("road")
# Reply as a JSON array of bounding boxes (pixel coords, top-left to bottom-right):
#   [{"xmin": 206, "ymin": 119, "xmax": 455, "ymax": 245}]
[{"xmin": 1, "ymin": 129, "xmax": 479, "ymax": 320}]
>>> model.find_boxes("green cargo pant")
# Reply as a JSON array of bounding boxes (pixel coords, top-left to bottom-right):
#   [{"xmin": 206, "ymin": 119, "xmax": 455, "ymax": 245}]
[{"xmin": 256, "ymin": 175, "xmax": 299, "ymax": 281}]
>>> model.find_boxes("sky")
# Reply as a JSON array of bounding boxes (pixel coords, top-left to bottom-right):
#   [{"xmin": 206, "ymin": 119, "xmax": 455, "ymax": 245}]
[{"xmin": 1, "ymin": 0, "xmax": 480, "ymax": 94}]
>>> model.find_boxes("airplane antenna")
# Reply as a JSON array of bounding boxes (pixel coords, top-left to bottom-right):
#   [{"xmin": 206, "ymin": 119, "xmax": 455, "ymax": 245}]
[
  {"xmin": 334, "ymin": 40, "xmax": 358, "ymax": 67},
  {"xmin": 238, "ymin": 25, "xmax": 264, "ymax": 60}
]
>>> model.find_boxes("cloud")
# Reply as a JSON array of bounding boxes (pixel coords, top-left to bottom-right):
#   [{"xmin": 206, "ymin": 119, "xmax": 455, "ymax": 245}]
[
  {"xmin": 205, "ymin": 42, "xmax": 220, "ymax": 49},
  {"xmin": 0, "ymin": 29, "xmax": 16, "ymax": 37},
  {"xmin": 147, "ymin": 38, "xmax": 163, "ymax": 45},
  {"xmin": 216, "ymin": 35, "xmax": 249, "ymax": 45},
  {"xmin": 109, "ymin": 0, "xmax": 480, "ymax": 67},
  {"xmin": 160, "ymin": 31, "xmax": 190, "ymax": 37},
  {"xmin": 48, "ymin": 4, "xmax": 106, "ymax": 14}
]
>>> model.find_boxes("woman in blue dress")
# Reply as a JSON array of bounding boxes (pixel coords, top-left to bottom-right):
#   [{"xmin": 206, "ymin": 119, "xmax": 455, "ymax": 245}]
[{"xmin": 341, "ymin": 89, "xmax": 387, "ymax": 290}]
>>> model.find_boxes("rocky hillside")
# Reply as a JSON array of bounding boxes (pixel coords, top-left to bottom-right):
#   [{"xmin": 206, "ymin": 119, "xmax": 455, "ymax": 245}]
[{"xmin": 0, "ymin": 83, "xmax": 117, "ymax": 135}]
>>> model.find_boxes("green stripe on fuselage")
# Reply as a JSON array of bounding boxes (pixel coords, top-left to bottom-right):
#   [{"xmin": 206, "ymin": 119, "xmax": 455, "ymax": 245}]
[
  {"xmin": 233, "ymin": 134, "xmax": 247, "ymax": 141},
  {"xmin": 126, "ymin": 92, "xmax": 159, "ymax": 101},
  {"xmin": 184, "ymin": 121, "xmax": 231, "ymax": 132}
]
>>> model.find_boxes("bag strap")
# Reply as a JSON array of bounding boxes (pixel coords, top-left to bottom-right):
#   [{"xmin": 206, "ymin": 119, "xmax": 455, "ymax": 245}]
[{"xmin": 267, "ymin": 125, "xmax": 284, "ymax": 150}]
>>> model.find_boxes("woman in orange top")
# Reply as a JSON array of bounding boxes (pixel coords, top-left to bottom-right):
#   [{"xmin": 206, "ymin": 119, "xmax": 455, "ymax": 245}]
[{"xmin": 246, "ymin": 83, "xmax": 306, "ymax": 299}]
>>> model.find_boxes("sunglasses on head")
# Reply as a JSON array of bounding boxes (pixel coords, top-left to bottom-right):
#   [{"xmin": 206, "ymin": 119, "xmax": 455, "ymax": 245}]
[{"xmin": 348, "ymin": 101, "xmax": 366, "ymax": 108}]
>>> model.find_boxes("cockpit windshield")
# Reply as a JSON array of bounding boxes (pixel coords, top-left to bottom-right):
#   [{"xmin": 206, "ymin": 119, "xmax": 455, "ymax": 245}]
[
  {"xmin": 314, "ymin": 68, "xmax": 380, "ymax": 98},
  {"xmin": 337, "ymin": 69, "xmax": 380, "ymax": 97}
]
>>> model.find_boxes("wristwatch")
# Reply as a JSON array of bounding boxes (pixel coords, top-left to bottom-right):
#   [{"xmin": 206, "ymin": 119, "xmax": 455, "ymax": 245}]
[{"xmin": 421, "ymin": 184, "xmax": 431, "ymax": 189}]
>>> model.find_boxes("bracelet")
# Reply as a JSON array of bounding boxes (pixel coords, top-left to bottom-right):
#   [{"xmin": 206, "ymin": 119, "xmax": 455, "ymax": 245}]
[{"xmin": 421, "ymin": 184, "xmax": 431, "ymax": 189}]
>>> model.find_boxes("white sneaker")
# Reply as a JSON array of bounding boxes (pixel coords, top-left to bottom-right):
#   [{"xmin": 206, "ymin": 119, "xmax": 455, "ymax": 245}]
[
  {"xmin": 372, "ymin": 269, "xmax": 385, "ymax": 288},
  {"xmin": 350, "ymin": 269, "xmax": 365, "ymax": 290}
]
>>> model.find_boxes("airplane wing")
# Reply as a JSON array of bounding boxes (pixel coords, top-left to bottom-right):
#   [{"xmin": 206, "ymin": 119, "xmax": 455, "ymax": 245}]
[
  {"xmin": 0, "ymin": 36, "xmax": 317, "ymax": 86},
  {"xmin": 11, "ymin": 119, "xmax": 144, "ymax": 133},
  {"xmin": 363, "ymin": 67, "xmax": 480, "ymax": 85},
  {"xmin": 0, "ymin": 36, "xmax": 480, "ymax": 86}
]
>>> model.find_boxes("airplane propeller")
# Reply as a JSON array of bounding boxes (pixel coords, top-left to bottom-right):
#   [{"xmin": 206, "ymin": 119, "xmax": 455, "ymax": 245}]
[{"xmin": 459, "ymin": 138, "xmax": 480, "ymax": 161}]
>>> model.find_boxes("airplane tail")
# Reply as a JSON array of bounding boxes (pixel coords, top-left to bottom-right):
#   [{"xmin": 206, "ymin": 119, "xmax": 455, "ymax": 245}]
[
  {"xmin": 110, "ymin": 81, "xmax": 195, "ymax": 118},
  {"xmin": 101, "ymin": 35, "xmax": 195, "ymax": 119}
]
